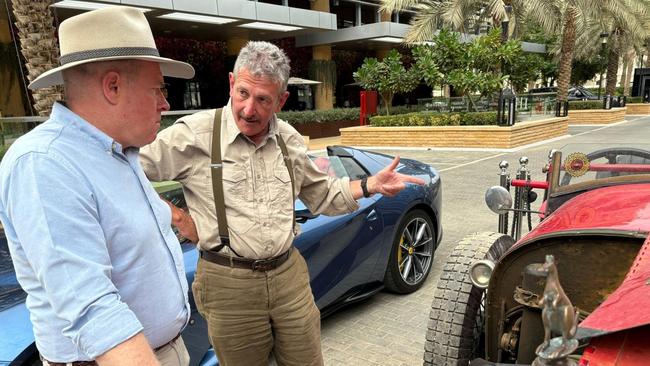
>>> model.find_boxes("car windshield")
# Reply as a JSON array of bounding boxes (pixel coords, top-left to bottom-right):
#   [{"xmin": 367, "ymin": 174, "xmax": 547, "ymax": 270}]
[
  {"xmin": 309, "ymin": 155, "xmax": 352, "ymax": 179},
  {"xmin": 554, "ymin": 143, "xmax": 650, "ymax": 189}
]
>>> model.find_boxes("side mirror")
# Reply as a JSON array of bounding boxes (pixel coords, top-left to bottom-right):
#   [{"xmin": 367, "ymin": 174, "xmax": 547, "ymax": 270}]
[{"xmin": 485, "ymin": 186, "xmax": 513, "ymax": 214}]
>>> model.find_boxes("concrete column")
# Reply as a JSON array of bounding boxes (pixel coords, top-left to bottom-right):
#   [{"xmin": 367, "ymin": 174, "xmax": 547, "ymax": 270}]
[
  {"xmin": 375, "ymin": 47, "xmax": 390, "ymax": 60},
  {"xmin": 312, "ymin": 45, "xmax": 334, "ymax": 110},
  {"xmin": 310, "ymin": 0, "xmax": 334, "ymax": 110},
  {"xmin": 380, "ymin": 9, "xmax": 392, "ymax": 22},
  {"xmin": 0, "ymin": 8, "xmax": 28, "ymax": 116},
  {"xmin": 226, "ymin": 36, "xmax": 249, "ymax": 73},
  {"xmin": 310, "ymin": 0, "xmax": 328, "ymax": 12}
]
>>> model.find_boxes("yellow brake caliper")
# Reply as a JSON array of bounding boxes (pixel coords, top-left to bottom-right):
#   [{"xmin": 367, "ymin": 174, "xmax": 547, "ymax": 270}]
[{"xmin": 398, "ymin": 235, "xmax": 405, "ymax": 270}]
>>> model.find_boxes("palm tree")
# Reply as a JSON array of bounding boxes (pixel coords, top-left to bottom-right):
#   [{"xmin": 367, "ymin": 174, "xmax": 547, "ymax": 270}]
[
  {"xmin": 11, "ymin": 0, "xmax": 62, "ymax": 116},
  {"xmin": 527, "ymin": 0, "xmax": 649, "ymax": 103},
  {"xmin": 602, "ymin": 5, "xmax": 650, "ymax": 96},
  {"xmin": 380, "ymin": 0, "xmax": 529, "ymax": 44}
]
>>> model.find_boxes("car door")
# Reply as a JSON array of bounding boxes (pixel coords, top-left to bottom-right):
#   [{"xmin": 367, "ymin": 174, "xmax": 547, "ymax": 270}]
[{"xmin": 294, "ymin": 156, "xmax": 385, "ymax": 309}]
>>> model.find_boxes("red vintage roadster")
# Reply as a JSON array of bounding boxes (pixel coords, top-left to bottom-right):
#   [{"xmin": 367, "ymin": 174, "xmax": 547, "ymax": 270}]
[{"xmin": 424, "ymin": 144, "xmax": 650, "ymax": 366}]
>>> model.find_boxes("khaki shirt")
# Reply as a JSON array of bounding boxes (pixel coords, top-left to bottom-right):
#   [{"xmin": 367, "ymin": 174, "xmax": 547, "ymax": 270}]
[{"xmin": 140, "ymin": 101, "xmax": 359, "ymax": 259}]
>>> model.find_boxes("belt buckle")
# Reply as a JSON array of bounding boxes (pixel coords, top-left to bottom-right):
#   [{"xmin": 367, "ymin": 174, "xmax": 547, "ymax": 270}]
[{"xmin": 252, "ymin": 258, "xmax": 274, "ymax": 271}]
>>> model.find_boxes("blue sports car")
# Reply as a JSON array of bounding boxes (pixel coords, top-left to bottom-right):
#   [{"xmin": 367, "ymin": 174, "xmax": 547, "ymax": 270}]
[{"xmin": 0, "ymin": 146, "xmax": 442, "ymax": 366}]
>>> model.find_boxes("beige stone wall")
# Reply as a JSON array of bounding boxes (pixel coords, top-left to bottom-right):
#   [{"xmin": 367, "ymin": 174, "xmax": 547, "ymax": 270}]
[
  {"xmin": 625, "ymin": 103, "xmax": 650, "ymax": 115},
  {"xmin": 567, "ymin": 107, "xmax": 626, "ymax": 124},
  {"xmin": 339, "ymin": 117, "xmax": 569, "ymax": 149}
]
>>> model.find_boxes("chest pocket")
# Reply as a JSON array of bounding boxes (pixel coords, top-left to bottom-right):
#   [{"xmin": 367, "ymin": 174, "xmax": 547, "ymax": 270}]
[{"xmin": 222, "ymin": 167, "xmax": 255, "ymax": 234}]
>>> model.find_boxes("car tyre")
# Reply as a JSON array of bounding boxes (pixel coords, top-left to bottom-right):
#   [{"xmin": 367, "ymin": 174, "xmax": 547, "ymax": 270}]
[
  {"xmin": 423, "ymin": 232, "xmax": 514, "ymax": 366},
  {"xmin": 383, "ymin": 209, "xmax": 436, "ymax": 294}
]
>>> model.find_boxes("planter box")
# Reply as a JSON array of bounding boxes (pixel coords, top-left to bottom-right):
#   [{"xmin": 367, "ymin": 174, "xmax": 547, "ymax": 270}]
[
  {"xmin": 339, "ymin": 117, "xmax": 568, "ymax": 149},
  {"xmin": 626, "ymin": 103, "xmax": 650, "ymax": 115},
  {"xmin": 567, "ymin": 107, "xmax": 626, "ymax": 124},
  {"xmin": 292, "ymin": 119, "xmax": 359, "ymax": 139}
]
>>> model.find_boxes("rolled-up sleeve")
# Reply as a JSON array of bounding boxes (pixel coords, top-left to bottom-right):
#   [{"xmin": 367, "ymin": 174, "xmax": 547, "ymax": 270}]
[
  {"xmin": 284, "ymin": 132, "xmax": 360, "ymax": 215},
  {"xmin": 140, "ymin": 122, "xmax": 198, "ymax": 183},
  {"xmin": 4, "ymin": 152, "xmax": 142, "ymax": 358}
]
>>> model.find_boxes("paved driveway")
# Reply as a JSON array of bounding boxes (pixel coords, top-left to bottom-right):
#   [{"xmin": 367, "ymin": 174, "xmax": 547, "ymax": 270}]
[{"xmin": 317, "ymin": 115, "xmax": 650, "ymax": 365}]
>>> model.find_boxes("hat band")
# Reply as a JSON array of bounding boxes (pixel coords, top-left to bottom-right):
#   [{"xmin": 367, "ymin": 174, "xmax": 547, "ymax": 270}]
[{"xmin": 59, "ymin": 47, "xmax": 161, "ymax": 65}]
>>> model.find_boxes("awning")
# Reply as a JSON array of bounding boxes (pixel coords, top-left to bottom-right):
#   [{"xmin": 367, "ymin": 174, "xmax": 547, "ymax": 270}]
[{"xmin": 288, "ymin": 77, "xmax": 321, "ymax": 85}]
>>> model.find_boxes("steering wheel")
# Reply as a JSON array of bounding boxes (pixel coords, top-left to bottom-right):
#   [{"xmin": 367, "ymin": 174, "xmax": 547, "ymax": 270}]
[{"xmin": 560, "ymin": 147, "xmax": 650, "ymax": 185}]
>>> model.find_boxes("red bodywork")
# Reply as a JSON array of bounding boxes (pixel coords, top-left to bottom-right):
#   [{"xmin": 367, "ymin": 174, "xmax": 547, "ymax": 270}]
[
  {"xmin": 517, "ymin": 184, "xmax": 650, "ymax": 247},
  {"xmin": 514, "ymin": 183, "xmax": 650, "ymax": 365}
]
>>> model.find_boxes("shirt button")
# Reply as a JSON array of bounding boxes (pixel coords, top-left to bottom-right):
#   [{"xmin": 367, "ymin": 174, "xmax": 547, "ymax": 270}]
[
  {"xmin": 263, "ymin": 222, "xmax": 269, "ymax": 227},
  {"xmin": 258, "ymin": 197, "xmax": 263, "ymax": 203}
]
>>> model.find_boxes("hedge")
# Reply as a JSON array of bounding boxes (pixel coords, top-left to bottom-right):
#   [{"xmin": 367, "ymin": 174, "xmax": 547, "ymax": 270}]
[
  {"xmin": 160, "ymin": 106, "xmax": 430, "ymax": 130},
  {"xmin": 369, "ymin": 111, "xmax": 498, "ymax": 126},
  {"xmin": 627, "ymin": 96, "xmax": 645, "ymax": 103},
  {"xmin": 568, "ymin": 100, "xmax": 603, "ymax": 110}
]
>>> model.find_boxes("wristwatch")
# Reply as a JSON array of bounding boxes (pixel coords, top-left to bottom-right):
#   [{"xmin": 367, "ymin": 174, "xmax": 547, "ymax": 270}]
[{"xmin": 360, "ymin": 177, "xmax": 371, "ymax": 198}]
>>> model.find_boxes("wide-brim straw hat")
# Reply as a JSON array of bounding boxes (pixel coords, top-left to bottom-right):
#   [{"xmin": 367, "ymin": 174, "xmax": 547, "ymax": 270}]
[{"xmin": 29, "ymin": 6, "xmax": 195, "ymax": 89}]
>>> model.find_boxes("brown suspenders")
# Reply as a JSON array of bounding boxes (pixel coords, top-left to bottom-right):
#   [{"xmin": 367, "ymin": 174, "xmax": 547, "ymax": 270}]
[{"xmin": 209, "ymin": 108, "xmax": 296, "ymax": 256}]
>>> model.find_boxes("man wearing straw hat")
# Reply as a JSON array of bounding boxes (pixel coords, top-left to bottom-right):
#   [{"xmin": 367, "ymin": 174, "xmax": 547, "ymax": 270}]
[{"xmin": 0, "ymin": 6, "xmax": 194, "ymax": 366}]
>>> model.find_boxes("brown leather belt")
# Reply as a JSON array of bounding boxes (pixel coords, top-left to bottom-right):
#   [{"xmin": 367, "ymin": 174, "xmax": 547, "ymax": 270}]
[
  {"xmin": 43, "ymin": 334, "xmax": 181, "ymax": 365},
  {"xmin": 200, "ymin": 247, "xmax": 293, "ymax": 271}
]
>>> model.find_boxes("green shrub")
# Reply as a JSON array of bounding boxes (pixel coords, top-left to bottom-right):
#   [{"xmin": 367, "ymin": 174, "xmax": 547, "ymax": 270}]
[
  {"xmin": 568, "ymin": 100, "xmax": 603, "ymax": 110},
  {"xmin": 278, "ymin": 108, "xmax": 360, "ymax": 125},
  {"xmin": 369, "ymin": 111, "xmax": 498, "ymax": 126},
  {"xmin": 627, "ymin": 96, "xmax": 645, "ymax": 103},
  {"xmin": 160, "ymin": 106, "xmax": 428, "ymax": 131},
  {"xmin": 161, "ymin": 112, "xmax": 193, "ymax": 130}
]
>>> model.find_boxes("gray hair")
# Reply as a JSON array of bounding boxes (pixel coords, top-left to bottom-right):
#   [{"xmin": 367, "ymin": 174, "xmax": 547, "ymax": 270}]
[{"xmin": 233, "ymin": 41, "xmax": 291, "ymax": 93}]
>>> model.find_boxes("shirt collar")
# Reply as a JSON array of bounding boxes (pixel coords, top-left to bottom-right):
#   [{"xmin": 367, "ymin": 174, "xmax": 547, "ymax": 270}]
[
  {"xmin": 223, "ymin": 99, "xmax": 279, "ymax": 147},
  {"xmin": 51, "ymin": 102, "xmax": 125, "ymax": 155}
]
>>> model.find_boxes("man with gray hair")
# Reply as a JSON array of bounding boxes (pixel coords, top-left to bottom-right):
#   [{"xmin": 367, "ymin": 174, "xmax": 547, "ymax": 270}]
[{"xmin": 140, "ymin": 41, "xmax": 423, "ymax": 365}]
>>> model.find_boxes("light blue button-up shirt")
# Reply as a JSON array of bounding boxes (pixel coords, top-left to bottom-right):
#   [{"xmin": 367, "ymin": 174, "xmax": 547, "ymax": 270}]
[{"xmin": 0, "ymin": 103, "xmax": 189, "ymax": 361}]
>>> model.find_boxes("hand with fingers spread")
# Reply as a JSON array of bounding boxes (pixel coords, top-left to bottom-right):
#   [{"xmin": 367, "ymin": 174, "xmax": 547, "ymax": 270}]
[{"xmin": 354, "ymin": 156, "xmax": 426, "ymax": 199}]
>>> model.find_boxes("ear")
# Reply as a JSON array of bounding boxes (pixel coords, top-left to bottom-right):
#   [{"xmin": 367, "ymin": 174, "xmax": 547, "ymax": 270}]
[
  {"xmin": 228, "ymin": 72, "xmax": 235, "ymax": 97},
  {"xmin": 101, "ymin": 71, "xmax": 121, "ymax": 105},
  {"xmin": 276, "ymin": 90, "xmax": 289, "ymax": 112}
]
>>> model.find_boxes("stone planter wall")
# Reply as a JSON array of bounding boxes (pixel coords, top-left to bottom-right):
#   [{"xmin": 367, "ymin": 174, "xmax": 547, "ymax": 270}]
[
  {"xmin": 292, "ymin": 119, "xmax": 359, "ymax": 139},
  {"xmin": 339, "ymin": 117, "xmax": 568, "ymax": 149},
  {"xmin": 567, "ymin": 107, "xmax": 626, "ymax": 124},
  {"xmin": 626, "ymin": 103, "xmax": 650, "ymax": 115}
]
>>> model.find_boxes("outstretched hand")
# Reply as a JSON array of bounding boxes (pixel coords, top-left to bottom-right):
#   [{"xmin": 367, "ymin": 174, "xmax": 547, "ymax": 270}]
[
  {"xmin": 369, "ymin": 156, "xmax": 425, "ymax": 197},
  {"xmin": 163, "ymin": 199, "xmax": 199, "ymax": 243}
]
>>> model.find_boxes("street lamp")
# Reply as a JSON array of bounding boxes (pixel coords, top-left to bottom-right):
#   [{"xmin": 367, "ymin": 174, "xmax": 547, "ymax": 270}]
[
  {"xmin": 497, "ymin": 5, "xmax": 515, "ymax": 126},
  {"xmin": 597, "ymin": 32, "xmax": 609, "ymax": 99}
]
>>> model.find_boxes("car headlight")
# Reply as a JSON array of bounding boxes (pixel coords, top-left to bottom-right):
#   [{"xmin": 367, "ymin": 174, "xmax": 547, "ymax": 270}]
[{"xmin": 469, "ymin": 259, "xmax": 495, "ymax": 289}]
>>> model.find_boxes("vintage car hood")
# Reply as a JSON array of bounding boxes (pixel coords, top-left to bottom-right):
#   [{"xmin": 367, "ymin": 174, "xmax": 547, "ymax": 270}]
[
  {"xmin": 519, "ymin": 183, "xmax": 650, "ymax": 245},
  {"xmin": 578, "ymin": 234, "xmax": 650, "ymax": 337}
]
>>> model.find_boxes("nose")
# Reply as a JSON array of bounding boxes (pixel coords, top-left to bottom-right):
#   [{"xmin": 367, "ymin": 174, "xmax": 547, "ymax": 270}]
[
  {"xmin": 159, "ymin": 96, "xmax": 170, "ymax": 112},
  {"xmin": 241, "ymin": 98, "xmax": 255, "ymax": 117}
]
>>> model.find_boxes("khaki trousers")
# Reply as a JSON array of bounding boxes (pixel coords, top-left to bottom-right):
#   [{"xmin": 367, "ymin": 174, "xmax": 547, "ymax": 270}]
[
  {"xmin": 155, "ymin": 335, "xmax": 190, "ymax": 366},
  {"xmin": 192, "ymin": 249, "xmax": 323, "ymax": 366}
]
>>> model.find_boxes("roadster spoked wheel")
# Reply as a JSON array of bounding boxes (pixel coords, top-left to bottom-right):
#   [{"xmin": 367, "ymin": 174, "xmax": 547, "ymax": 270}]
[
  {"xmin": 423, "ymin": 232, "xmax": 514, "ymax": 366},
  {"xmin": 384, "ymin": 209, "xmax": 436, "ymax": 293}
]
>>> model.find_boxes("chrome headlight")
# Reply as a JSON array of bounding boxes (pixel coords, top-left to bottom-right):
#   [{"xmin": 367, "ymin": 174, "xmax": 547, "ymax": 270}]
[{"xmin": 469, "ymin": 259, "xmax": 495, "ymax": 289}]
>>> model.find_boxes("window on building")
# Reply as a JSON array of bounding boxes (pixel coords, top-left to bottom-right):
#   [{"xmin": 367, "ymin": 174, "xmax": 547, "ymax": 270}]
[{"xmin": 184, "ymin": 82, "xmax": 201, "ymax": 109}]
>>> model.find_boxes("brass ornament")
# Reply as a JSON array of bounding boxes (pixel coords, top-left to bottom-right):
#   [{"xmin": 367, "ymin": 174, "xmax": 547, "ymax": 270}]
[{"xmin": 563, "ymin": 152, "xmax": 590, "ymax": 178}]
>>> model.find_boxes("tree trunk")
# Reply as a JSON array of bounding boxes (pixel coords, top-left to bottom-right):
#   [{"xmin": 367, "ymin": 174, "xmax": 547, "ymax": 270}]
[
  {"xmin": 556, "ymin": 7, "xmax": 578, "ymax": 103},
  {"xmin": 12, "ymin": 0, "xmax": 62, "ymax": 116},
  {"xmin": 605, "ymin": 45, "xmax": 620, "ymax": 96},
  {"xmin": 622, "ymin": 49, "xmax": 635, "ymax": 96}
]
